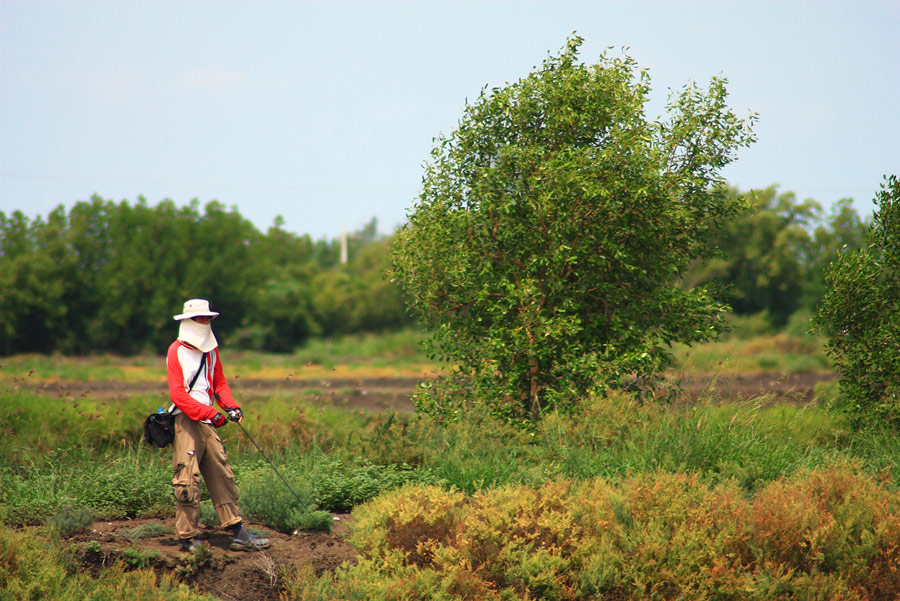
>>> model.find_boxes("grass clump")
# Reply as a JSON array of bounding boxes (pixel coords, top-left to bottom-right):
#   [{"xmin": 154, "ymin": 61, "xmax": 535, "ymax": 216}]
[
  {"xmin": 121, "ymin": 545, "xmax": 159, "ymax": 570},
  {"xmin": 239, "ymin": 469, "xmax": 332, "ymax": 533}
]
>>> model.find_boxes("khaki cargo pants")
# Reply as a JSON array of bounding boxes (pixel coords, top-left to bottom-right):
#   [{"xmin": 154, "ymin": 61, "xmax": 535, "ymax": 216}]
[{"xmin": 172, "ymin": 413, "xmax": 242, "ymax": 539}]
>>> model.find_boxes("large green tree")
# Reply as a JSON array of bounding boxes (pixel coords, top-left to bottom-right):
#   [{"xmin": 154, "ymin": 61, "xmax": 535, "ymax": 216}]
[
  {"xmin": 391, "ymin": 36, "xmax": 756, "ymax": 422},
  {"xmin": 813, "ymin": 175, "xmax": 900, "ymax": 430}
]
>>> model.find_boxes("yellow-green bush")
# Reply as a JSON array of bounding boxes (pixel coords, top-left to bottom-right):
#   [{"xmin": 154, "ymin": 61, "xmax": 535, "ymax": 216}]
[
  {"xmin": 283, "ymin": 465, "xmax": 900, "ymax": 600},
  {"xmin": 350, "ymin": 484, "xmax": 468, "ymax": 570},
  {"xmin": 0, "ymin": 525, "xmax": 213, "ymax": 601}
]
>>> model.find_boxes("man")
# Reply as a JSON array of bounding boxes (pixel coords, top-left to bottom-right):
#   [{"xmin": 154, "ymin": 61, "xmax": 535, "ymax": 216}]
[{"xmin": 167, "ymin": 298, "xmax": 270, "ymax": 552}]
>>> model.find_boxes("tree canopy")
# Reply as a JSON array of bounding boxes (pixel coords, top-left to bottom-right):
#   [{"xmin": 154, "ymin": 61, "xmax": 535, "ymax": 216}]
[{"xmin": 391, "ymin": 36, "xmax": 757, "ymax": 422}]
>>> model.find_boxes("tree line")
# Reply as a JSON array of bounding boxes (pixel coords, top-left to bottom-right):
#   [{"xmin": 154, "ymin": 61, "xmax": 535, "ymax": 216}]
[
  {"xmin": 0, "ymin": 196, "xmax": 411, "ymax": 355},
  {"xmin": 0, "ymin": 187, "xmax": 870, "ymax": 358},
  {"xmin": 685, "ymin": 185, "xmax": 870, "ymax": 329}
]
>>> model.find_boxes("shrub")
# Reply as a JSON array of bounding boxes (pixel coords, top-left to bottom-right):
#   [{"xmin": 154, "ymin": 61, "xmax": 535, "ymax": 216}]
[
  {"xmin": 296, "ymin": 467, "xmax": 900, "ymax": 600},
  {"xmin": 350, "ymin": 484, "xmax": 467, "ymax": 568},
  {"xmin": 749, "ymin": 464, "xmax": 900, "ymax": 597},
  {"xmin": 313, "ymin": 459, "xmax": 440, "ymax": 512},
  {"xmin": 199, "ymin": 501, "xmax": 218, "ymax": 528}
]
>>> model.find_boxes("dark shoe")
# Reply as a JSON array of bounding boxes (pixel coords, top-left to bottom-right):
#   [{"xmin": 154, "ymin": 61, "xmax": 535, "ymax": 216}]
[
  {"xmin": 229, "ymin": 533, "xmax": 270, "ymax": 551},
  {"xmin": 180, "ymin": 537, "xmax": 206, "ymax": 553}
]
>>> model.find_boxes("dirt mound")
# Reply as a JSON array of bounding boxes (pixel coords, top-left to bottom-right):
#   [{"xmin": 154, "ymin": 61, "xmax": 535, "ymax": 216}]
[{"xmin": 70, "ymin": 516, "xmax": 356, "ymax": 600}]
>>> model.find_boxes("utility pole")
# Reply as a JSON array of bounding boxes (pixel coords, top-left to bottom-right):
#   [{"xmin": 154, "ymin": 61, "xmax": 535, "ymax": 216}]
[{"xmin": 340, "ymin": 225, "xmax": 348, "ymax": 264}]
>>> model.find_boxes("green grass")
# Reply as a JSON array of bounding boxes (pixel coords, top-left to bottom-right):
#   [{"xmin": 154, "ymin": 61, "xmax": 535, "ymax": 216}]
[
  {"xmin": 3, "ymin": 340, "xmax": 899, "ymax": 601},
  {"xmin": 670, "ymin": 331, "xmax": 831, "ymax": 374},
  {"xmin": 4, "ymin": 382, "xmax": 899, "ymax": 531},
  {"xmin": 0, "ymin": 328, "xmax": 432, "ymax": 384}
]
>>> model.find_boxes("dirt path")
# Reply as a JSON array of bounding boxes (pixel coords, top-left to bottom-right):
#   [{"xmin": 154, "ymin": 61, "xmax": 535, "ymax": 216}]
[{"xmin": 27, "ymin": 372, "xmax": 835, "ymax": 409}]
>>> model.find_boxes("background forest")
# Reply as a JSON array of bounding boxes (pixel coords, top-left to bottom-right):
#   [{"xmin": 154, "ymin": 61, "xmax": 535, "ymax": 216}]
[{"xmin": 0, "ymin": 186, "xmax": 869, "ymax": 357}]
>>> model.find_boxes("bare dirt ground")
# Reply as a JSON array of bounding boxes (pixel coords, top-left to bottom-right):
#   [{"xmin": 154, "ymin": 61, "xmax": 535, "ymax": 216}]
[
  {"xmin": 35, "ymin": 372, "xmax": 835, "ymax": 600},
  {"xmin": 29, "ymin": 371, "xmax": 834, "ymax": 408},
  {"xmin": 69, "ymin": 516, "xmax": 356, "ymax": 601}
]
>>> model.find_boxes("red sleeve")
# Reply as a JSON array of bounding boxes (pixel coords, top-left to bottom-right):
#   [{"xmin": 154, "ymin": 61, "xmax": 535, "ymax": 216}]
[
  {"xmin": 211, "ymin": 349, "xmax": 238, "ymax": 410},
  {"xmin": 167, "ymin": 341, "xmax": 221, "ymax": 422}
]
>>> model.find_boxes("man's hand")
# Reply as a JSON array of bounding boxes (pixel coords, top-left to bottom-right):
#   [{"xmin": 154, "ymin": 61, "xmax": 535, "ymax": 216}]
[
  {"xmin": 227, "ymin": 408, "xmax": 243, "ymax": 423},
  {"xmin": 210, "ymin": 413, "xmax": 227, "ymax": 428}
]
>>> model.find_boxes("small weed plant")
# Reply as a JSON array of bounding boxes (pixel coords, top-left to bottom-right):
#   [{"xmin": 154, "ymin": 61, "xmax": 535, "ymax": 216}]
[
  {"xmin": 46, "ymin": 504, "xmax": 94, "ymax": 537},
  {"xmin": 174, "ymin": 541, "xmax": 212, "ymax": 579},
  {"xmin": 122, "ymin": 544, "xmax": 158, "ymax": 570}
]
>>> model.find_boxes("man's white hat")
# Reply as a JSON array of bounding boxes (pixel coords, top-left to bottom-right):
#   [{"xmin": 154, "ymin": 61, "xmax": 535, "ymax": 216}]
[{"xmin": 173, "ymin": 298, "xmax": 220, "ymax": 321}]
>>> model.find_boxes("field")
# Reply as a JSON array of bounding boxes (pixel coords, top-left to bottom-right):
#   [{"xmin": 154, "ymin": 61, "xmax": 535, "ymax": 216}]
[{"xmin": 2, "ymin": 328, "xmax": 900, "ymax": 600}]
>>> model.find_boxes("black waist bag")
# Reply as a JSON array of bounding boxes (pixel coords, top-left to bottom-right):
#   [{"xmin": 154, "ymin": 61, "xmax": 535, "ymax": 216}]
[
  {"xmin": 144, "ymin": 351, "xmax": 207, "ymax": 448},
  {"xmin": 144, "ymin": 411, "xmax": 175, "ymax": 447}
]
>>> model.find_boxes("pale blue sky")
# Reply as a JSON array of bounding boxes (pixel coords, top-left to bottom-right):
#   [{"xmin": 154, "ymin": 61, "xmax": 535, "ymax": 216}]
[{"xmin": 2, "ymin": 1, "xmax": 898, "ymax": 239}]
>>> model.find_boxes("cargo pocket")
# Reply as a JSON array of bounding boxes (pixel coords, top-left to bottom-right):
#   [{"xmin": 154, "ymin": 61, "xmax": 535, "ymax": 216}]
[{"xmin": 172, "ymin": 462, "xmax": 199, "ymax": 505}]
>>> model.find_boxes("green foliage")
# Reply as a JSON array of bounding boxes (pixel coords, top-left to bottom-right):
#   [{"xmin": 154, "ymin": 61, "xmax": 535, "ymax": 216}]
[
  {"xmin": 286, "ymin": 466, "xmax": 900, "ymax": 600},
  {"xmin": 2, "ymin": 447, "xmax": 172, "ymax": 525},
  {"xmin": 813, "ymin": 175, "xmax": 900, "ymax": 429},
  {"xmin": 311, "ymin": 458, "xmax": 439, "ymax": 513},
  {"xmin": 173, "ymin": 540, "xmax": 211, "ymax": 579},
  {"xmin": 198, "ymin": 501, "xmax": 219, "ymax": 528},
  {"xmin": 46, "ymin": 505, "xmax": 95, "ymax": 537},
  {"xmin": 392, "ymin": 35, "xmax": 756, "ymax": 422},
  {"xmin": 6, "ymin": 381, "xmax": 899, "ymax": 534}
]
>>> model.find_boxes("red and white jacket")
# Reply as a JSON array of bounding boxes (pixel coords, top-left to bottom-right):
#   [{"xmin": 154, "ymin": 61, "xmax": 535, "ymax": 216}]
[{"xmin": 166, "ymin": 340, "xmax": 239, "ymax": 423}]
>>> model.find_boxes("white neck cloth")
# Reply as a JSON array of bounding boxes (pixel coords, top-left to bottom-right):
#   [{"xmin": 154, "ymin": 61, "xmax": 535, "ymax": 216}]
[{"xmin": 178, "ymin": 319, "xmax": 218, "ymax": 352}]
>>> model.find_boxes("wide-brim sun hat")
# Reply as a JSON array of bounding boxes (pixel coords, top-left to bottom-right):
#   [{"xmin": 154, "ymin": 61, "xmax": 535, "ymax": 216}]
[{"xmin": 173, "ymin": 298, "xmax": 220, "ymax": 321}]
